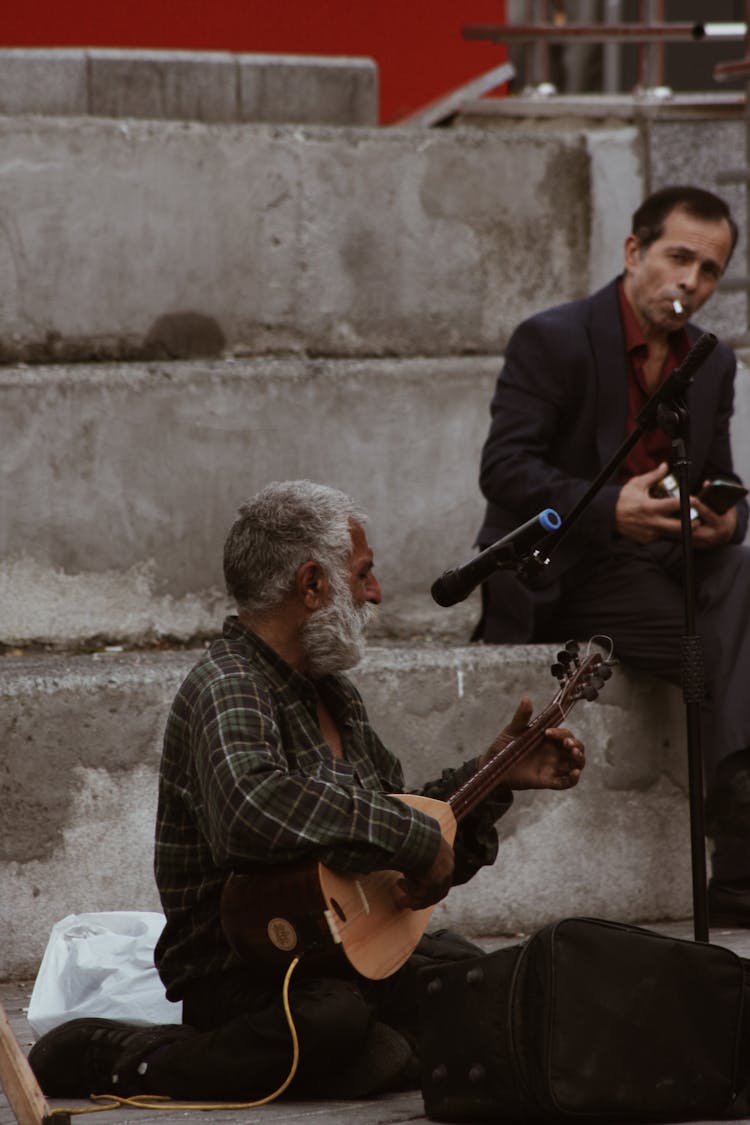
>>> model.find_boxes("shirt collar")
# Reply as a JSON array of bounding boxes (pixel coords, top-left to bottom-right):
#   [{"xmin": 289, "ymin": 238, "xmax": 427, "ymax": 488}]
[{"xmin": 221, "ymin": 614, "xmax": 316, "ymax": 699}]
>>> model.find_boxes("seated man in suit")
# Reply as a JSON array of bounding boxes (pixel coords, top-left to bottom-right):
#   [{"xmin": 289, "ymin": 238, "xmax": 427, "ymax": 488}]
[
  {"xmin": 29, "ymin": 480, "xmax": 585, "ymax": 1102},
  {"xmin": 474, "ymin": 185, "xmax": 750, "ymax": 926}
]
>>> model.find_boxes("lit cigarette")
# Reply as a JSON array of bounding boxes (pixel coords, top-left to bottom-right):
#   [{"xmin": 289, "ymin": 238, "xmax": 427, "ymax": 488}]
[{"xmin": 672, "ymin": 298, "xmax": 684, "ymax": 315}]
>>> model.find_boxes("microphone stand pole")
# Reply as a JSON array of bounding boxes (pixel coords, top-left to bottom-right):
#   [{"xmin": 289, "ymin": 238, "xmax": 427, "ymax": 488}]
[
  {"xmin": 521, "ymin": 334, "xmax": 717, "ymax": 943},
  {"xmin": 655, "ymin": 398, "xmax": 709, "ymax": 941}
]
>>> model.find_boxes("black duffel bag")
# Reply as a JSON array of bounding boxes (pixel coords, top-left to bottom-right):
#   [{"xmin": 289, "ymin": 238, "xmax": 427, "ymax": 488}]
[{"xmin": 418, "ymin": 916, "xmax": 750, "ymax": 1122}]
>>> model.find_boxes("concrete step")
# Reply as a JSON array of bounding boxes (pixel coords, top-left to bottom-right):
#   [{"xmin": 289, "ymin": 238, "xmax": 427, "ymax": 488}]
[
  {"xmin": 0, "ymin": 642, "xmax": 690, "ymax": 980},
  {"xmin": 0, "ymin": 48, "xmax": 378, "ymax": 126},
  {"xmin": 2, "ymin": 353, "xmax": 750, "ymax": 652},
  {"xmin": 0, "ymin": 354, "xmax": 498, "ymax": 649},
  {"xmin": 0, "ymin": 112, "xmax": 617, "ymax": 364},
  {"xmin": 0, "ymin": 104, "xmax": 743, "ymax": 368}
]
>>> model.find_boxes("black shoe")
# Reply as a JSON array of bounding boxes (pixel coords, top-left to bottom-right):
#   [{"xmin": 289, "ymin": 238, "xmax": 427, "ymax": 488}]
[
  {"xmin": 708, "ymin": 879, "xmax": 750, "ymax": 929},
  {"xmin": 28, "ymin": 1017, "xmax": 197, "ymax": 1097}
]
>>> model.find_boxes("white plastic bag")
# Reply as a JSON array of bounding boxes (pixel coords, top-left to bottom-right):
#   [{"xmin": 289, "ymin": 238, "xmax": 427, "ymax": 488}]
[{"xmin": 27, "ymin": 911, "xmax": 182, "ymax": 1038}]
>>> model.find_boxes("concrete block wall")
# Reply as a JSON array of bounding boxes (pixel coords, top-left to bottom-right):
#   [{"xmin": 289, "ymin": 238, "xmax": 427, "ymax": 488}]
[
  {"xmin": 1, "ymin": 56, "xmax": 748, "ymax": 975},
  {"xmin": 3, "ymin": 351, "xmax": 750, "ymax": 652},
  {"xmin": 0, "ymin": 356, "xmax": 498, "ymax": 648},
  {"xmin": 0, "ymin": 48, "xmax": 378, "ymax": 125},
  {"xmin": 0, "ymin": 117, "xmax": 593, "ymax": 365}
]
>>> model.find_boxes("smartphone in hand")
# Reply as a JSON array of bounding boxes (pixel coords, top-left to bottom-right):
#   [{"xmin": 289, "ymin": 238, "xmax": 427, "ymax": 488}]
[{"xmin": 696, "ymin": 478, "xmax": 749, "ymax": 515}]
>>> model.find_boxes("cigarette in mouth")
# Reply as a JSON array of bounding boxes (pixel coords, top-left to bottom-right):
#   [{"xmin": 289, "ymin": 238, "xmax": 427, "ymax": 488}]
[{"xmin": 672, "ymin": 298, "xmax": 684, "ymax": 315}]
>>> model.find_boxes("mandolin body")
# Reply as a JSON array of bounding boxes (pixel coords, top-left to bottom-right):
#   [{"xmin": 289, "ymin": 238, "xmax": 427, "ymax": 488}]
[{"xmin": 220, "ymin": 793, "xmax": 457, "ymax": 979}]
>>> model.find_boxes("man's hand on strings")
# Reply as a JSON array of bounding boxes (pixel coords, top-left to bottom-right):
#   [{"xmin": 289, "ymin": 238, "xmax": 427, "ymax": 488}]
[{"xmin": 481, "ymin": 696, "xmax": 585, "ymax": 791}]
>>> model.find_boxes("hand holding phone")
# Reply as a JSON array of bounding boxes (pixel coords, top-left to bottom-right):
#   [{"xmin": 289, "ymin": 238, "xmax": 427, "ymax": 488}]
[{"xmin": 696, "ymin": 478, "xmax": 748, "ymax": 515}]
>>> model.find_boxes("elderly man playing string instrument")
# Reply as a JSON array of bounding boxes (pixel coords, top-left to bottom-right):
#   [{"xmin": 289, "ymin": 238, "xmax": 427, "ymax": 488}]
[{"xmin": 29, "ymin": 480, "xmax": 585, "ymax": 1103}]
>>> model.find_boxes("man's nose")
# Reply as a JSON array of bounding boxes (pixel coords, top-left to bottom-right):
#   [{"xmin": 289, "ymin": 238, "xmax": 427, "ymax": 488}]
[
  {"xmin": 678, "ymin": 263, "xmax": 700, "ymax": 291},
  {"xmin": 366, "ymin": 573, "xmax": 382, "ymax": 605}
]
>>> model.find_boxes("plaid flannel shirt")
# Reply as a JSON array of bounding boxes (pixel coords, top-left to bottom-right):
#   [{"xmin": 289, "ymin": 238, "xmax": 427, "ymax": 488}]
[{"xmin": 154, "ymin": 616, "xmax": 512, "ymax": 998}]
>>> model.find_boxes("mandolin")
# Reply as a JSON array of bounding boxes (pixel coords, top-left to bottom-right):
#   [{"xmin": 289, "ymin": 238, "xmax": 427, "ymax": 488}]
[{"xmin": 220, "ymin": 641, "xmax": 612, "ymax": 980}]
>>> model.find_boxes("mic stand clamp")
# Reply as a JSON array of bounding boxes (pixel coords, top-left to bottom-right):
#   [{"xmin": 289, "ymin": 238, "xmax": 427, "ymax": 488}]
[{"xmin": 516, "ymin": 547, "xmax": 553, "ymax": 585}]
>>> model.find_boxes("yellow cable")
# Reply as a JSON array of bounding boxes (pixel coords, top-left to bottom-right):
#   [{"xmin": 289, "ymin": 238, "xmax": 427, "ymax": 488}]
[{"xmin": 49, "ymin": 956, "xmax": 302, "ymax": 1115}]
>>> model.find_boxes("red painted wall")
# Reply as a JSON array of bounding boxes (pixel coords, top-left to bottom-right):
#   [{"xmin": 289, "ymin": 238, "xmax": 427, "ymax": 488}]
[{"xmin": 3, "ymin": 1, "xmax": 508, "ymax": 123}]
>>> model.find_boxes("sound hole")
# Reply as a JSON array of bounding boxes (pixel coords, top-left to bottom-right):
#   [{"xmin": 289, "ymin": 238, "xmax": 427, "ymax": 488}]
[{"xmin": 330, "ymin": 897, "xmax": 347, "ymax": 922}]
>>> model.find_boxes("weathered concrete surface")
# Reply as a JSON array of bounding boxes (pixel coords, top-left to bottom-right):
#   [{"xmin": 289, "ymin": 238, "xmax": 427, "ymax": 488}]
[
  {"xmin": 0, "ymin": 356, "xmax": 498, "ymax": 648},
  {"xmin": 0, "ymin": 106, "xmax": 745, "ymax": 364},
  {"xmin": 0, "ymin": 643, "xmax": 691, "ymax": 980},
  {"xmin": 0, "ymin": 48, "xmax": 378, "ymax": 125},
  {"xmin": 0, "ymin": 116, "xmax": 593, "ymax": 363},
  {"xmin": 2, "ymin": 353, "xmax": 749, "ymax": 651}
]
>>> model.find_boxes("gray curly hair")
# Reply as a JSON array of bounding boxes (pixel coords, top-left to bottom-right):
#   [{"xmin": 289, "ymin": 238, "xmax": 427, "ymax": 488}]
[{"xmin": 223, "ymin": 480, "xmax": 368, "ymax": 614}]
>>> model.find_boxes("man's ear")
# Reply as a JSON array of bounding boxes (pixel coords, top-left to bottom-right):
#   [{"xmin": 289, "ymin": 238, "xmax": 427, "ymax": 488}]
[
  {"xmin": 296, "ymin": 560, "xmax": 329, "ymax": 611},
  {"xmin": 623, "ymin": 232, "xmax": 641, "ymax": 272}
]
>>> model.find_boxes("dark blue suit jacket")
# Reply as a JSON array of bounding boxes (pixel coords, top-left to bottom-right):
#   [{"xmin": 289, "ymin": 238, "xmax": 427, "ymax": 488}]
[{"xmin": 476, "ymin": 278, "xmax": 748, "ymax": 640}]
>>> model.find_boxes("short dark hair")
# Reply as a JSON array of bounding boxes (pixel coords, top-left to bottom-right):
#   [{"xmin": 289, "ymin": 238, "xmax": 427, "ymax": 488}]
[{"xmin": 631, "ymin": 185, "xmax": 738, "ymax": 260}]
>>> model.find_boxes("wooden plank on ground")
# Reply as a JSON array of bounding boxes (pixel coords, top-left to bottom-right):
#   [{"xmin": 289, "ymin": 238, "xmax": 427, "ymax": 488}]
[{"xmin": 0, "ymin": 999, "xmax": 67, "ymax": 1125}]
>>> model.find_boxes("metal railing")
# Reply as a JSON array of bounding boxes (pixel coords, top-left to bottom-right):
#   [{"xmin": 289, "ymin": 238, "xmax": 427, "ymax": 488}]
[{"xmin": 463, "ymin": 1, "xmax": 746, "ymax": 95}]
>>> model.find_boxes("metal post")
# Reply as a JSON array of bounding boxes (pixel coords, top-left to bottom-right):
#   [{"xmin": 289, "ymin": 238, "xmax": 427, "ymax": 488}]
[
  {"xmin": 638, "ymin": 0, "xmax": 666, "ymax": 91},
  {"xmin": 536, "ymin": 0, "xmax": 551, "ymax": 88},
  {"xmin": 603, "ymin": 0, "xmax": 623, "ymax": 93}
]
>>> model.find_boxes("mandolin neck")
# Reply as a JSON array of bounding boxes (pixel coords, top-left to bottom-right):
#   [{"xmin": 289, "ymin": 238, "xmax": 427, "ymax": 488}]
[{"xmin": 448, "ymin": 701, "xmax": 564, "ymax": 822}]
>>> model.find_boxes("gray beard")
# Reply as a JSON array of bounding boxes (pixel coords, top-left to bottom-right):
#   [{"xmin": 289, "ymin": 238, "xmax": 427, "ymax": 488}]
[{"xmin": 302, "ymin": 581, "xmax": 375, "ymax": 678}]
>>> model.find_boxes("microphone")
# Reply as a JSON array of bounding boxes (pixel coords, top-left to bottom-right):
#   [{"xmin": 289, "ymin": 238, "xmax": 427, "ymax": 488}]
[
  {"xmin": 430, "ymin": 509, "xmax": 562, "ymax": 607},
  {"xmin": 636, "ymin": 331, "xmax": 717, "ymax": 431}
]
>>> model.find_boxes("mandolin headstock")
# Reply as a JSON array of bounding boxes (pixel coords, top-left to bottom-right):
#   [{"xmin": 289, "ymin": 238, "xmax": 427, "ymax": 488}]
[{"xmin": 550, "ymin": 638, "xmax": 614, "ymax": 710}]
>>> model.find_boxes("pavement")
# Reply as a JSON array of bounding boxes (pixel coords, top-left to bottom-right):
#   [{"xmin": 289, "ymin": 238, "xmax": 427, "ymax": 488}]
[{"xmin": 2, "ymin": 920, "xmax": 749, "ymax": 1125}]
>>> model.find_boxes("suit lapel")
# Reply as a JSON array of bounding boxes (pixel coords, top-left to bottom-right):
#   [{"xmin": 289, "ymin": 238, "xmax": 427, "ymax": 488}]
[{"xmin": 589, "ymin": 280, "xmax": 629, "ymax": 470}]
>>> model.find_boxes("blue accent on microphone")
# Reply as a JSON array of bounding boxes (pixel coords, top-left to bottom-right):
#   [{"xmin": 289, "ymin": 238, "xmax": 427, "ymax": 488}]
[{"xmin": 539, "ymin": 508, "xmax": 562, "ymax": 532}]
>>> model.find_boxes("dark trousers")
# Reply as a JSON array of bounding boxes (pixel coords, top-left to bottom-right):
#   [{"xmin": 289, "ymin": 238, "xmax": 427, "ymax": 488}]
[
  {"xmin": 554, "ymin": 541, "xmax": 750, "ymax": 782},
  {"xmin": 144, "ymin": 930, "xmax": 481, "ymax": 1100},
  {"xmin": 481, "ymin": 540, "xmax": 750, "ymax": 879}
]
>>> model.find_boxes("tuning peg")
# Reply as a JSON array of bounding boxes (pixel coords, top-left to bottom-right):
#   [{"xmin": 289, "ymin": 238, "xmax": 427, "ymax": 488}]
[
  {"xmin": 550, "ymin": 662, "xmax": 566, "ymax": 679},
  {"xmin": 555, "ymin": 650, "xmax": 573, "ymax": 666},
  {"xmin": 565, "ymin": 640, "xmax": 580, "ymax": 655},
  {"xmin": 583, "ymin": 685, "xmax": 599, "ymax": 701},
  {"xmin": 598, "ymin": 664, "xmax": 613, "ymax": 680}
]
